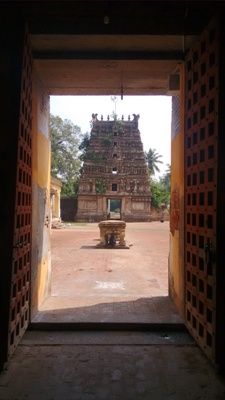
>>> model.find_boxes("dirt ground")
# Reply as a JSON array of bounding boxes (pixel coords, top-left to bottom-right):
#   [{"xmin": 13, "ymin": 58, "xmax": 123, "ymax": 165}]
[{"xmin": 33, "ymin": 221, "xmax": 183, "ymax": 324}]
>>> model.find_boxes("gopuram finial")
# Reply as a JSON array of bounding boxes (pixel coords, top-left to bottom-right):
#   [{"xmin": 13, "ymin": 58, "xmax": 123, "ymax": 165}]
[
  {"xmin": 91, "ymin": 113, "xmax": 98, "ymax": 121},
  {"xmin": 132, "ymin": 114, "xmax": 140, "ymax": 128}
]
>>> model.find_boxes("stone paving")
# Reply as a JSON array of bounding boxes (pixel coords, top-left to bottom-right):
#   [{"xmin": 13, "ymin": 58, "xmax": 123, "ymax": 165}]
[
  {"xmin": 0, "ymin": 331, "xmax": 225, "ymax": 400},
  {"xmin": 33, "ymin": 222, "xmax": 182, "ymax": 324}
]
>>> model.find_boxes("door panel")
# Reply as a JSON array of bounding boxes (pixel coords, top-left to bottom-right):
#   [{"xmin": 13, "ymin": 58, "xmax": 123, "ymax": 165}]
[
  {"xmin": 8, "ymin": 31, "xmax": 32, "ymax": 356},
  {"xmin": 185, "ymin": 19, "xmax": 218, "ymax": 362}
]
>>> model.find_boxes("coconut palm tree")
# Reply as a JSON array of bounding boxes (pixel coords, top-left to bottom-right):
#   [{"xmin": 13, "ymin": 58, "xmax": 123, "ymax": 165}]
[
  {"xmin": 160, "ymin": 164, "xmax": 171, "ymax": 191},
  {"xmin": 145, "ymin": 148, "xmax": 163, "ymax": 176}
]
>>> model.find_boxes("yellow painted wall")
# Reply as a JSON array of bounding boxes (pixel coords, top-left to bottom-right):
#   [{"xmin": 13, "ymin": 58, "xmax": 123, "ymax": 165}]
[
  {"xmin": 31, "ymin": 72, "xmax": 51, "ymax": 317},
  {"xmin": 169, "ymin": 64, "xmax": 185, "ymax": 317},
  {"xmin": 33, "ymin": 132, "xmax": 51, "ymax": 189}
]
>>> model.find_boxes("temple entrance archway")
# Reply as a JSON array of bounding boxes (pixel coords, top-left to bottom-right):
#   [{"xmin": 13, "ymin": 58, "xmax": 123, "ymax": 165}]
[
  {"xmin": 29, "ymin": 21, "xmax": 225, "ymax": 369},
  {"xmin": 1, "ymin": 2, "xmax": 225, "ymax": 372}
]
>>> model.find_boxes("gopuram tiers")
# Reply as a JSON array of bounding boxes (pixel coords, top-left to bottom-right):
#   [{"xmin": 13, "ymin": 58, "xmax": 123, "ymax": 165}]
[{"xmin": 76, "ymin": 114, "xmax": 151, "ymax": 222}]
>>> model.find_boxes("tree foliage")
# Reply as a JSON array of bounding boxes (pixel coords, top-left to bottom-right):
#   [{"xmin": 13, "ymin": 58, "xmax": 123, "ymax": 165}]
[
  {"xmin": 78, "ymin": 132, "xmax": 90, "ymax": 160},
  {"xmin": 150, "ymin": 164, "xmax": 171, "ymax": 209},
  {"xmin": 50, "ymin": 114, "xmax": 82, "ymax": 197},
  {"xmin": 150, "ymin": 179, "xmax": 170, "ymax": 209},
  {"xmin": 79, "ymin": 132, "xmax": 90, "ymax": 150},
  {"xmin": 145, "ymin": 148, "xmax": 170, "ymax": 209},
  {"xmin": 146, "ymin": 148, "xmax": 163, "ymax": 176},
  {"xmin": 160, "ymin": 164, "xmax": 171, "ymax": 191}
]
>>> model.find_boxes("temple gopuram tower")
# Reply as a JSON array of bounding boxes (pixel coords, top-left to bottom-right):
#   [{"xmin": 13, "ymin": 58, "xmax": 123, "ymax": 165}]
[{"xmin": 76, "ymin": 114, "xmax": 151, "ymax": 222}]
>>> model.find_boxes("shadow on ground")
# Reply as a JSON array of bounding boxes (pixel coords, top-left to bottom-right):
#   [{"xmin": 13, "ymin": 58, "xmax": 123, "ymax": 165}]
[{"xmin": 33, "ymin": 295, "xmax": 183, "ymax": 324}]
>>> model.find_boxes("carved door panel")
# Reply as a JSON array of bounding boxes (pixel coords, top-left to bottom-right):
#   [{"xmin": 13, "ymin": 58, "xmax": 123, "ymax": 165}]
[
  {"xmin": 185, "ymin": 19, "xmax": 218, "ymax": 362},
  {"xmin": 9, "ymin": 31, "xmax": 32, "ymax": 355}
]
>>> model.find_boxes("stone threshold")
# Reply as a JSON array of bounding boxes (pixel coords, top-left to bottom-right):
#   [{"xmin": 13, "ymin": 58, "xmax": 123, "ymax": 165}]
[{"xmin": 29, "ymin": 322, "xmax": 186, "ymax": 332}]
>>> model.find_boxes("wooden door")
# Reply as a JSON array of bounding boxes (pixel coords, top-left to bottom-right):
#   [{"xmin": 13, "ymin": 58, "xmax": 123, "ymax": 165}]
[
  {"xmin": 8, "ymin": 30, "xmax": 32, "ymax": 356},
  {"xmin": 184, "ymin": 18, "xmax": 219, "ymax": 362}
]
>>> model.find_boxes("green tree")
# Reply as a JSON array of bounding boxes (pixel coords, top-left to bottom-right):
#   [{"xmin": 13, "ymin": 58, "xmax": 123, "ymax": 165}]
[
  {"xmin": 50, "ymin": 114, "xmax": 82, "ymax": 197},
  {"xmin": 160, "ymin": 164, "xmax": 171, "ymax": 192},
  {"xmin": 146, "ymin": 148, "xmax": 163, "ymax": 176},
  {"xmin": 150, "ymin": 179, "xmax": 170, "ymax": 209},
  {"xmin": 78, "ymin": 132, "xmax": 90, "ymax": 160}
]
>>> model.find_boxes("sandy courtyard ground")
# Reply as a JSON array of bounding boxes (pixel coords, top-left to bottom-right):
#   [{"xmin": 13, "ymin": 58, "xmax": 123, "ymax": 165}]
[{"xmin": 33, "ymin": 222, "xmax": 183, "ymax": 324}]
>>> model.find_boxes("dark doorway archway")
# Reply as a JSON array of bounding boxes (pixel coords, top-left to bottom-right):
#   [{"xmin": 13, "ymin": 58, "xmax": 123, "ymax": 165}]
[{"xmin": 108, "ymin": 198, "xmax": 122, "ymax": 220}]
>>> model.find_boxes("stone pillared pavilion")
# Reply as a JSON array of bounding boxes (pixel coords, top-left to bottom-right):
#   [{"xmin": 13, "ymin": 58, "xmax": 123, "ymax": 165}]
[{"xmin": 76, "ymin": 114, "xmax": 151, "ymax": 221}]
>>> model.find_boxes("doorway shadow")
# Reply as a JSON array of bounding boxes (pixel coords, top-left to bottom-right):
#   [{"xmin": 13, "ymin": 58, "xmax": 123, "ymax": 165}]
[{"xmin": 32, "ymin": 295, "xmax": 183, "ymax": 325}]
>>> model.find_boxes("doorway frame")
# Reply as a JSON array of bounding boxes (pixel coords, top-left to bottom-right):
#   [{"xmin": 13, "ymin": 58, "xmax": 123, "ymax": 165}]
[
  {"xmin": 1, "ymin": 7, "xmax": 225, "ymax": 371},
  {"xmin": 107, "ymin": 197, "xmax": 122, "ymax": 220}
]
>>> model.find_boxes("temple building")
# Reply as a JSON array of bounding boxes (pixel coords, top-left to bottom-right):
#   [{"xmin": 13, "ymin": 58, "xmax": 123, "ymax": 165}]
[{"xmin": 76, "ymin": 114, "xmax": 151, "ymax": 222}]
